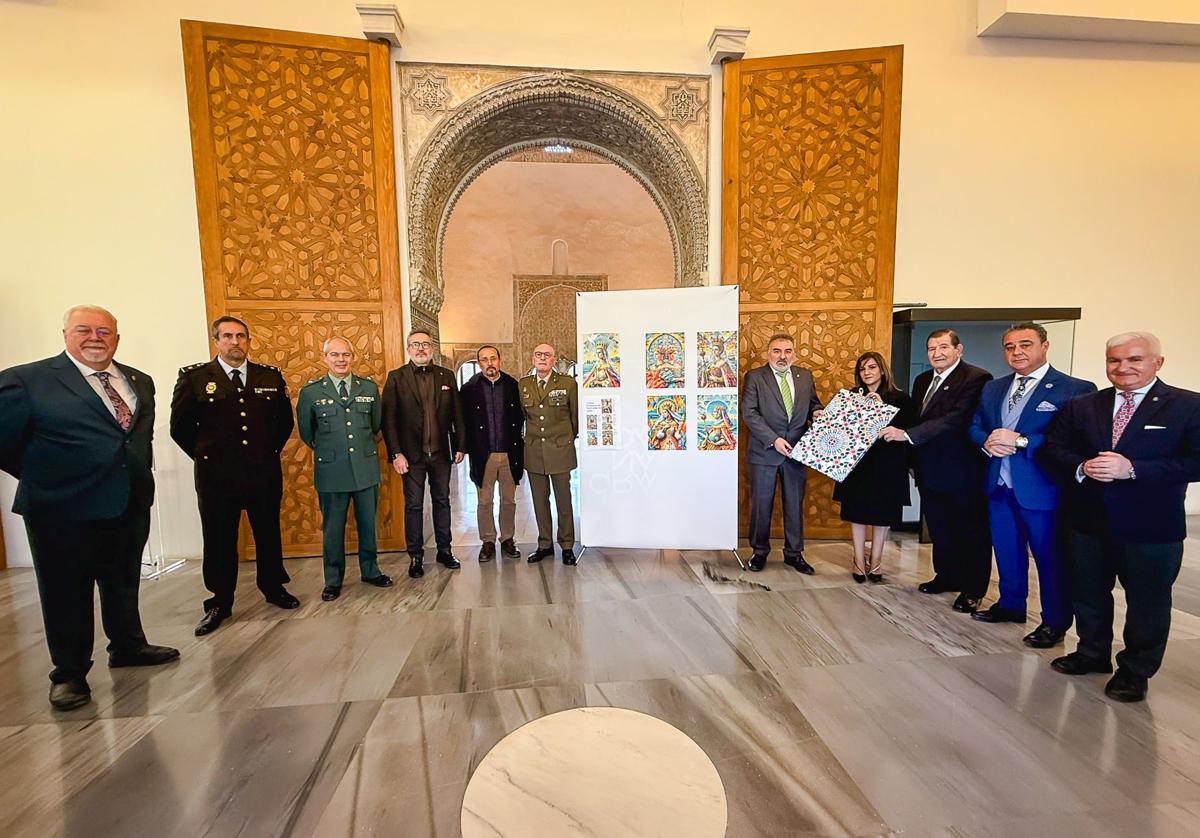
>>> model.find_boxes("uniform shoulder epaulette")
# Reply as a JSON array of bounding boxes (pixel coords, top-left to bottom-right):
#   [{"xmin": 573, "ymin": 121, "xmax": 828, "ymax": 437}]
[
  {"xmin": 179, "ymin": 362, "xmax": 206, "ymax": 374},
  {"xmin": 303, "ymin": 377, "xmax": 322, "ymax": 386},
  {"xmin": 252, "ymin": 361, "xmax": 281, "ymax": 371}
]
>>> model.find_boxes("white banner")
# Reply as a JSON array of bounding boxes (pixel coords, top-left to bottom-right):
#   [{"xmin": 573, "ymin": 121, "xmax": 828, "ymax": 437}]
[{"xmin": 576, "ymin": 286, "xmax": 739, "ymax": 549}]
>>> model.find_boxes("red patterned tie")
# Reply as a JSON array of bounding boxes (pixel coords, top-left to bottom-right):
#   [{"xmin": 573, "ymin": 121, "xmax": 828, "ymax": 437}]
[
  {"xmin": 96, "ymin": 371, "xmax": 133, "ymax": 431},
  {"xmin": 1111, "ymin": 390, "xmax": 1137, "ymax": 447}
]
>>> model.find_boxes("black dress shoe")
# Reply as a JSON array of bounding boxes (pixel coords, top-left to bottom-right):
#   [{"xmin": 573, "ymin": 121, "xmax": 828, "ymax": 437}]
[
  {"xmin": 194, "ymin": 607, "xmax": 231, "ymax": 636},
  {"xmin": 478, "ymin": 542, "xmax": 496, "ymax": 563},
  {"xmin": 362, "ymin": 574, "xmax": 394, "ymax": 588},
  {"xmin": 784, "ymin": 554, "xmax": 816, "ymax": 575},
  {"xmin": 971, "ymin": 604, "xmax": 1027, "ymax": 624},
  {"xmin": 408, "ymin": 556, "xmax": 425, "ymax": 578},
  {"xmin": 321, "ymin": 586, "xmax": 342, "ymax": 601},
  {"xmin": 851, "ymin": 570, "xmax": 867, "ymax": 584},
  {"xmin": 867, "ymin": 572, "xmax": 884, "ymax": 584},
  {"xmin": 918, "ymin": 578, "xmax": 953, "ymax": 594},
  {"xmin": 1051, "ymin": 651, "xmax": 1113, "ymax": 675},
  {"xmin": 528, "ymin": 547, "xmax": 554, "ymax": 564},
  {"xmin": 561, "ymin": 549, "xmax": 577, "ymax": 566},
  {"xmin": 952, "ymin": 594, "xmax": 980, "ymax": 614},
  {"xmin": 500, "ymin": 539, "xmax": 521, "ymax": 559},
  {"xmin": 264, "ymin": 589, "xmax": 300, "ymax": 609},
  {"xmin": 49, "ymin": 680, "xmax": 91, "ymax": 711},
  {"xmin": 1105, "ymin": 670, "xmax": 1148, "ymax": 703},
  {"xmin": 1023, "ymin": 624, "xmax": 1066, "ymax": 648},
  {"xmin": 109, "ymin": 644, "xmax": 181, "ymax": 668},
  {"xmin": 436, "ymin": 551, "xmax": 461, "ymax": 569},
  {"xmin": 747, "ymin": 554, "xmax": 767, "ymax": 572}
]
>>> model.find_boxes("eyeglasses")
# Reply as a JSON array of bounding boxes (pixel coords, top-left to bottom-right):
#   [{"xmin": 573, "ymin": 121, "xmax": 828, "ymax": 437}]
[
  {"xmin": 533, "ymin": 352, "xmax": 554, "ymax": 359},
  {"xmin": 325, "ymin": 352, "xmax": 353, "ymax": 360},
  {"xmin": 408, "ymin": 341, "xmax": 433, "ymax": 350}
]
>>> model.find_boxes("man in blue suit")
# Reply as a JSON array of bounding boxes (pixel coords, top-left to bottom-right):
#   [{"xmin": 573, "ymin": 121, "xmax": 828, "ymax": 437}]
[
  {"xmin": 968, "ymin": 323, "xmax": 1096, "ymax": 647},
  {"xmin": 1039, "ymin": 332, "xmax": 1200, "ymax": 703},
  {"xmin": 0, "ymin": 305, "xmax": 179, "ymax": 710}
]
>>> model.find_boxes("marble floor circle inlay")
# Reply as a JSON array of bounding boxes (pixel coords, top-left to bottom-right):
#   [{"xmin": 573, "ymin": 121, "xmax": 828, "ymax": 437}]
[{"xmin": 461, "ymin": 706, "xmax": 728, "ymax": 837}]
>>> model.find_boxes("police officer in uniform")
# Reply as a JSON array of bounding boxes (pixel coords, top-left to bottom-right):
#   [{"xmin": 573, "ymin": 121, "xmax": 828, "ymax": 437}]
[
  {"xmin": 520, "ymin": 343, "xmax": 579, "ymax": 565},
  {"xmin": 170, "ymin": 315, "xmax": 299, "ymax": 636},
  {"xmin": 296, "ymin": 336, "xmax": 392, "ymax": 601}
]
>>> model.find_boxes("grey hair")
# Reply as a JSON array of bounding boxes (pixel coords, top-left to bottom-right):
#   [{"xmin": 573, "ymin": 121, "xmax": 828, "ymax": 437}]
[
  {"xmin": 322, "ymin": 335, "xmax": 353, "ymax": 354},
  {"xmin": 63, "ymin": 304, "xmax": 117, "ymax": 329},
  {"xmin": 1106, "ymin": 331, "xmax": 1162, "ymax": 355}
]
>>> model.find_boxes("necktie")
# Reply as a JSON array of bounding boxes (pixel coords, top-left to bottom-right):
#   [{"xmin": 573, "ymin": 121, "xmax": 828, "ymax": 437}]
[
  {"xmin": 778, "ymin": 371, "xmax": 793, "ymax": 419},
  {"xmin": 921, "ymin": 373, "xmax": 943, "ymax": 413},
  {"xmin": 1112, "ymin": 390, "xmax": 1138, "ymax": 446},
  {"xmin": 95, "ymin": 372, "xmax": 133, "ymax": 430},
  {"xmin": 1008, "ymin": 375, "xmax": 1032, "ymax": 411},
  {"xmin": 538, "ymin": 378, "xmax": 547, "ymax": 397},
  {"xmin": 338, "ymin": 379, "xmax": 349, "ymax": 401},
  {"xmin": 230, "ymin": 368, "xmax": 244, "ymax": 391}
]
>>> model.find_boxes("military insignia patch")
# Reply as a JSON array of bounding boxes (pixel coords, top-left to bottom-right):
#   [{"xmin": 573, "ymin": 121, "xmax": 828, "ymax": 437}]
[{"xmin": 205, "ymin": 382, "xmax": 217, "ymax": 394}]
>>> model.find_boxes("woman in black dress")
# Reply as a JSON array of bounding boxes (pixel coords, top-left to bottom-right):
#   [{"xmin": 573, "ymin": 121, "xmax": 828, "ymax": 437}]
[{"xmin": 833, "ymin": 351, "xmax": 918, "ymax": 583}]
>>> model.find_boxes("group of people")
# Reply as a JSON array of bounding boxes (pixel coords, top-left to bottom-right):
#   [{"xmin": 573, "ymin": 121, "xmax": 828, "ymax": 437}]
[
  {"xmin": 750, "ymin": 324, "xmax": 1199, "ymax": 704},
  {"xmin": 1, "ymin": 308, "xmax": 1196, "ymax": 710},
  {"xmin": 0, "ymin": 307, "xmax": 580, "ymax": 710}
]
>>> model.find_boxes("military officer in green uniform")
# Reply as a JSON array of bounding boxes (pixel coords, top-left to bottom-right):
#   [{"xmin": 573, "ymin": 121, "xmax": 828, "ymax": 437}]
[
  {"xmin": 296, "ymin": 336, "xmax": 393, "ymax": 601},
  {"xmin": 520, "ymin": 343, "xmax": 579, "ymax": 565}
]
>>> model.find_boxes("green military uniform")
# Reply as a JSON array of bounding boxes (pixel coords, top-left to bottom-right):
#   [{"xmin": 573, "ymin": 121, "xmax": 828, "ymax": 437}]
[
  {"xmin": 519, "ymin": 370, "xmax": 579, "ymax": 551},
  {"xmin": 296, "ymin": 373, "xmax": 383, "ymax": 587}
]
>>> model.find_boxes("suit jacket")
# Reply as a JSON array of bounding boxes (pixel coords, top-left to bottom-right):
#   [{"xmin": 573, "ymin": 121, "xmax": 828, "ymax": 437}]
[
  {"xmin": 1038, "ymin": 380, "xmax": 1200, "ymax": 543},
  {"xmin": 296, "ymin": 374, "xmax": 382, "ymax": 493},
  {"xmin": 968, "ymin": 366, "xmax": 1096, "ymax": 510},
  {"xmin": 519, "ymin": 370, "xmax": 578, "ymax": 474},
  {"xmin": 380, "ymin": 362, "xmax": 464, "ymax": 463},
  {"xmin": 0, "ymin": 352, "xmax": 155, "ymax": 520},
  {"xmin": 460, "ymin": 371, "xmax": 524, "ymax": 487},
  {"xmin": 907, "ymin": 361, "xmax": 992, "ymax": 492},
  {"xmin": 169, "ymin": 359, "xmax": 294, "ymax": 491},
  {"xmin": 741, "ymin": 364, "xmax": 822, "ymax": 467}
]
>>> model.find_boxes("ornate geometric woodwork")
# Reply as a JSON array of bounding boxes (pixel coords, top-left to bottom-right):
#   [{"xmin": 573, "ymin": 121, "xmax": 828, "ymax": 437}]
[
  {"xmin": 724, "ymin": 47, "xmax": 903, "ymax": 540},
  {"xmin": 182, "ymin": 21, "xmax": 406, "ymax": 557},
  {"xmin": 513, "ymin": 275, "xmax": 608, "ymax": 373}
]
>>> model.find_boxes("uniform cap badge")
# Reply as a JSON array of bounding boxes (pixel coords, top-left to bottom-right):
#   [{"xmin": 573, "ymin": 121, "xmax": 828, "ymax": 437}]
[{"xmin": 205, "ymin": 382, "xmax": 217, "ymax": 394}]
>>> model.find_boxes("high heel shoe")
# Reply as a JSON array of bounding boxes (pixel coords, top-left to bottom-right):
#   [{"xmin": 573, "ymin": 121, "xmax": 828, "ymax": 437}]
[
  {"xmin": 866, "ymin": 562, "xmax": 883, "ymax": 583},
  {"xmin": 851, "ymin": 564, "xmax": 867, "ymax": 584}
]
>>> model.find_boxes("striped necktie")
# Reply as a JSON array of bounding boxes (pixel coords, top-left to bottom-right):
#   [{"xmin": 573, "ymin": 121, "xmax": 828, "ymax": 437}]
[
  {"xmin": 777, "ymin": 371, "xmax": 793, "ymax": 419},
  {"xmin": 1112, "ymin": 390, "xmax": 1138, "ymax": 446}
]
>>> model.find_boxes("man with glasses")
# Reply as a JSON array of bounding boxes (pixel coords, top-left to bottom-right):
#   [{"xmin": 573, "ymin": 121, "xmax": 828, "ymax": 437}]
[
  {"xmin": 381, "ymin": 330, "xmax": 466, "ymax": 579},
  {"xmin": 170, "ymin": 315, "xmax": 299, "ymax": 637},
  {"xmin": 519, "ymin": 343, "xmax": 579, "ymax": 565},
  {"xmin": 0, "ymin": 305, "xmax": 179, "ymax": 710},
  {"xmin": 296, "ymin": 336, "xmax": 392, "ymax": 601}
]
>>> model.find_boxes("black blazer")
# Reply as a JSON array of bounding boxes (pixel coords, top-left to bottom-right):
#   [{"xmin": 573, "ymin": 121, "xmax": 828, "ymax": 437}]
[
  {"xmin": 1038, "ymin": 380, "xmax": 1200, "ymax": 543},
  {"xmin": 0, "ymin": 352, "xmax": 155, "ymax": 520},
  {"xmin": 459, "ymin": 371, "xmax": 524, "ymax": 487},
  {"xmin": 381, "ymin": 362, "xmax": 464, "ymax": 463},
  {"xmin": 907, "ymin": 361, "xmax": 993, "ymax": 492}
]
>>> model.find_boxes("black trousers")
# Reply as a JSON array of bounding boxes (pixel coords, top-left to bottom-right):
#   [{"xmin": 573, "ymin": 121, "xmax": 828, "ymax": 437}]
[
  {"xmin": 748, "ymin": 459, "xmax": 807, "ymax": 558},
  {"xmin": 401, "ymin": 452, "xmax": 452, "ymax": 555},
  {"xmin": 920, "ymin": 485, "xmax": 992, "ymax": 598},
  {"xmin": 1069, "ymin": 528, "xmax": 1183, "ymax": 680},
  {"xmin": 197, "ymin": 478, "xmax": 289, "ymax": 612},
  {"xmin": 25, "ymin": 509, "xmax": 150, "ymax": 683}
]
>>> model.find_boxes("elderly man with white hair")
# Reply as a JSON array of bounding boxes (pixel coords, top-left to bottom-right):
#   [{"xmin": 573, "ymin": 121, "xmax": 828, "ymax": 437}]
[
  {"xmin": 1040, "ymin": 331, "xmax": 1200, "ymax": 703},
  {"xmin": 0, "ymin": 305, "xmax": 179, "ymax": 710}
]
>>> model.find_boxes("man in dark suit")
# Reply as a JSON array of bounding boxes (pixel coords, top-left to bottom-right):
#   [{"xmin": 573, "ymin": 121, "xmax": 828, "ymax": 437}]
[
  {"xmin": 381, "ymin": 330, "xmax": 465, "ymax": 579},
  {"xmin": 742, "ymin": 332, "xmax": 823, "ymax": 573},
  {"xmin": 968, "ymin": 323, "xmax": 1096, "ymax": 646},
  {"xmin": 460, "ymin": 345, "xmax": 524, "ymax": 563},
  {"xmin": 1039, "ymin": 332, "xmax": 1200, "ymax": 703},
  {"xmin": 170, "ymin": 315, "xmax": 299, "ymax": 637},
  {"xmin": 0, "ymin": 305, "xmax": 179, "ymax": 710},
  {"xmin": 880, "ymin": 328, "xmax": 992, "ymax": 613}
]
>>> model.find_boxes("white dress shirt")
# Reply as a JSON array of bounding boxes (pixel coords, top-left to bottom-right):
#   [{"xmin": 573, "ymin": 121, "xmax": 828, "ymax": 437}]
[
  {"xmin": 65, "ymin": 353, "xmax": 137, "ymax": 418},
  {"xmin": 1005, "ymin": 362, "xmax": 1049, "ymax": 403},
  {"xmin": 217, "ymin": 356, "xmax": 248, "ymax": 382},
  {"xmin": 1112, "ymin": 378, "xmax": 1157, "ymax": 417}
]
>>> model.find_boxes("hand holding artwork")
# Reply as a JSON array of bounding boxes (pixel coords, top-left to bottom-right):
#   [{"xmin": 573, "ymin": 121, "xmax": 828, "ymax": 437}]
[
  {"xmin": 878, "ymin": 426, "xmax": 908, "ymax": 443},
  {"xmin": 774, "ymin": 437, "xmax": 793, "ymax": 456},
  {"xmin": 812, "ymin": 409, "xmax": 824, "ymax": 420}
]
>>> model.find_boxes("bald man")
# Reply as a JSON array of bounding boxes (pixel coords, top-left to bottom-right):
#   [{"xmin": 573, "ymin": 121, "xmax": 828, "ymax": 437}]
[
  {"xmin": 0, "ymin": 305, "xmax": 179, "ymax": 710},
  {"xmin": 519, "ymin": 344, "xmax": 579, "ymax": 565}
]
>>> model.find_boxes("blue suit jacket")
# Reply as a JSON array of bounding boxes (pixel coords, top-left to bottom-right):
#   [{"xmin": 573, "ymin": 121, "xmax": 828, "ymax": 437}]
[
  {"xmin": 0, "ymin": 352, "xmax": 155, "ymax": 520},
  {"xmin": 1038, "ymin": 380, "xmax": 1200, "ymax": 543},
  {"xmin": 968, "ymin": 366, "xmax": 1096, "ymax": 510}
]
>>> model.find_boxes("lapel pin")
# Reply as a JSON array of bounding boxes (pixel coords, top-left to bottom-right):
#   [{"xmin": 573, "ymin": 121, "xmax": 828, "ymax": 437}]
[
  {"xmin": 1153, "ymin": 396, "xmax": 1159, "ymax": 401},
  {"xmin": 205, "ymin": 382, "xmax": 217, "ymax": 394},
  {"xmin": 1045, "ymin": 383, "xmax": 1053, "ymax": 389}
]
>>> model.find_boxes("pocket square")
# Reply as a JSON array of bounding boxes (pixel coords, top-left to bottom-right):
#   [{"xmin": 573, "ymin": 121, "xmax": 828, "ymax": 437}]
[
  {"xmin": 440, "ymin": 385, "xmax": 451, "ymax": 391},
  {"xmin": 1034, "ymin": 401, "xmax": 1058, "ymax": 412},
  {"xmin": 1144, "ymin": 424, "xmax": 1166, "ymax": 430}
]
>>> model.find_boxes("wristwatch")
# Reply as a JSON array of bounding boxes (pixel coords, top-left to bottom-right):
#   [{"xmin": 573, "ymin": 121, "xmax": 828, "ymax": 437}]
[
  {"xmin": 1129, "ymin": 465, "xmax": 1137, "ymax": 480},
  {"xmin": 1015, "ymin": 435, "xmax": 1029, "ymax": 450}
]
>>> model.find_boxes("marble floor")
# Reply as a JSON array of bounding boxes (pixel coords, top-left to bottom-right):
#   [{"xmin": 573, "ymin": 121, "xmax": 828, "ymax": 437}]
[{"xmin": 3, "ymin": 477, "xmax": 1200, "ymax": 836}]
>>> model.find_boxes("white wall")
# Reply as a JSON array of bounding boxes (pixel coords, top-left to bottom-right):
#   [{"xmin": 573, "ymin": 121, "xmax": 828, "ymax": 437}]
[{"xmin": 3, "ymin": 0, "xmax": 1198, "ymax": 564}]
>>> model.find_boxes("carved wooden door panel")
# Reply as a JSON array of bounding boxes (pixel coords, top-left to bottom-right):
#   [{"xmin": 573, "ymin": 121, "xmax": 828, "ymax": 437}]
[
  {"xmin": 182, "ymin": 21, "xmax": 406, "ymax": 557},
  {"xmin": 722, "ymin": 46, "xmax": 903, "ymax": 539}
]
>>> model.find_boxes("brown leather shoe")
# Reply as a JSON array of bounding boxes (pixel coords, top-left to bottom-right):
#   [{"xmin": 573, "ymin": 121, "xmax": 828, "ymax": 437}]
[
  {"xmin": 478, "ymin": 542, "xmax": 496, "ymax": 563},
  {"xmin": 49, "ymin": 680, "xmax": 91, "ymax": 711},
  {"xmin": 500, "ymin": 539, "xmax": 521, "ymax": 559}
]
